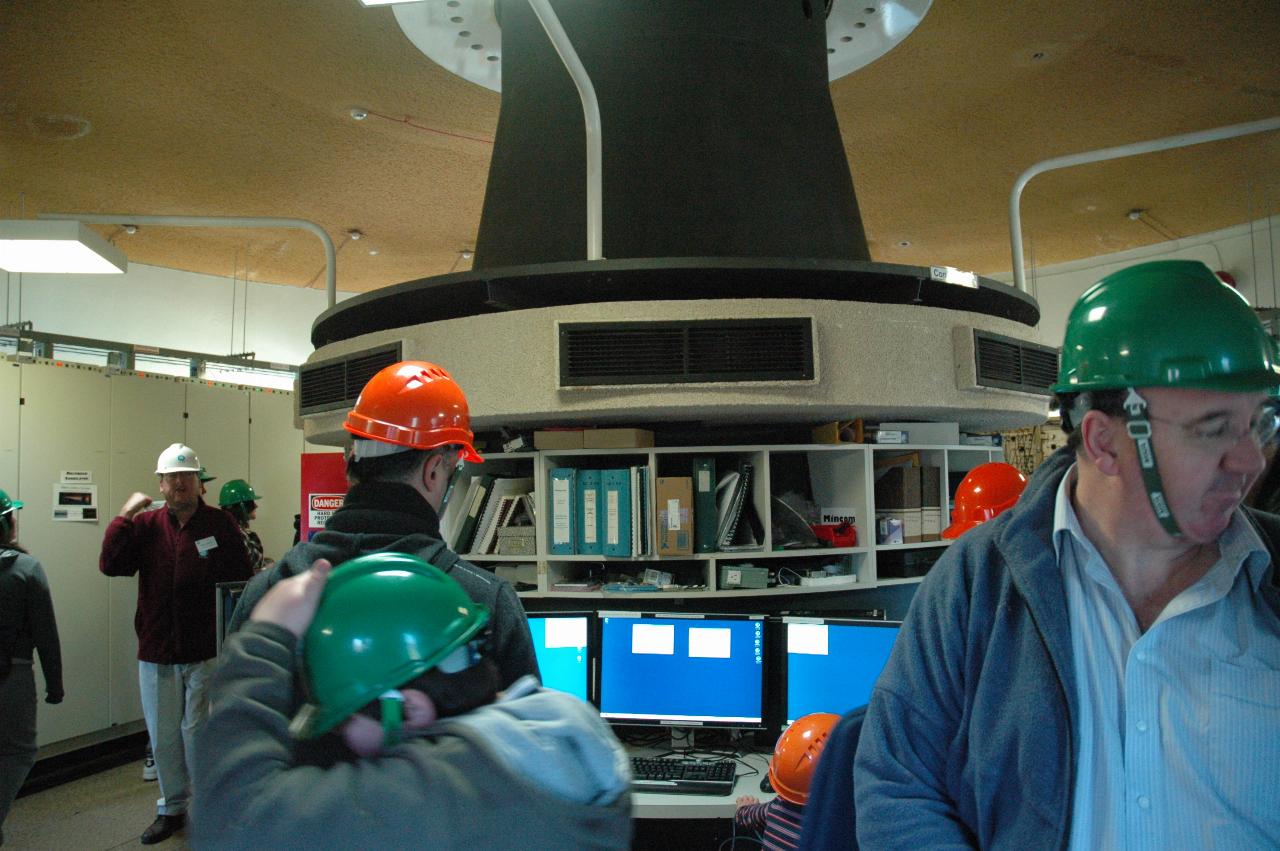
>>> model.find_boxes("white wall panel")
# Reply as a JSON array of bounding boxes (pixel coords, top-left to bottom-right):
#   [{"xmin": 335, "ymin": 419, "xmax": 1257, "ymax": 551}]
[
  {"xmin": 185, "ymin": 383, "xmax": 250, "ymax": 497},
  {"xmin": 248, "ymin": 390, "xmax": 303, "ymax": 562},
  {"xmin": 18, "ymin": 362, "xmax": 112, "ymax": 746},
  {"xmin": 0, "ymin": 362, "xmax": 18, "ymax": 498},
  {"xmin": 106, "ymin": 373, "xmax": 187, "ymax": 725}
]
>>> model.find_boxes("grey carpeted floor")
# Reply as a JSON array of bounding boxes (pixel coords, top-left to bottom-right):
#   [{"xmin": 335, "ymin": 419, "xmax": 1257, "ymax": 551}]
[{"xmin": 5, "ymin": 760, "xmax": 189, "ymax": 850}]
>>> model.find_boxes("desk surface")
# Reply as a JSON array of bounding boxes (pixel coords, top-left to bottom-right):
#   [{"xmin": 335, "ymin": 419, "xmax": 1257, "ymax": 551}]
[{"xmin": 631, "ymin": 751, "xmax": 774, "ymax": 819}]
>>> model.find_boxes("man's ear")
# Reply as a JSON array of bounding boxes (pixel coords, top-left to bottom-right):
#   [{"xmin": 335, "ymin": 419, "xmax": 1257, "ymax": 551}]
[
  {"xmin": 1080, "ymin": 409, "xmax": 1124, "ymax": 476},
  {"xmin": 400, "ymin": 689, "xmax": 439, "ymax": 731}
]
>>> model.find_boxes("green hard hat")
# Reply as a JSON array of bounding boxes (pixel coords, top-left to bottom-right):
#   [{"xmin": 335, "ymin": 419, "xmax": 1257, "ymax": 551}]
[
  {"xmin": 218, "ymin": 479, "xmax": 260, "ymax": 507},
  {"xmin": 291, "ymin": 552, "xmax": 490, "ymax": 740},
  {"xmin": 0, "ymin": 489, "xmax": 23, "ymax": 515},
  {"xmin": 198, "ymin": 467, "xmax": 217, "ymax": 483},
  {"xmin": 1052, "ymin": 260, "xmax": 1280, "ymax": 395}
]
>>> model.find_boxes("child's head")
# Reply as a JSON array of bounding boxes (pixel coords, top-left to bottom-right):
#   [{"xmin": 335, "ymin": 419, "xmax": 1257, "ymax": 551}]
[
  {"xmin": 768, "ymin": 713, "xmax": 840, "ymax": 805},
  {"xmin": 288, "ymin": 552, "xmax": 495, "ymax": 755}
]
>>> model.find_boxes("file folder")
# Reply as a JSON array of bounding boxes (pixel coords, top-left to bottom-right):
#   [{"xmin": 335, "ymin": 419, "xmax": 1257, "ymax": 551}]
[
  {"xmin": 576, "ymin": 468, "xmax": 603, "ymax": 555},
  {"xmin": 692, "ymin": 456, "xmax": 717, "ymax": 553},
  {"xmin": 602, "ymin": 468, "xmax": 633, "ymax": 557},
  {"xmin": 549, "ymin": 467, "xmax": 577, "ymax": 555}
]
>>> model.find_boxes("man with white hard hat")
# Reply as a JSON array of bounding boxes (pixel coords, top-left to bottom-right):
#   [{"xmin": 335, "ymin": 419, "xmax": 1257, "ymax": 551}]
[{"xmin": 99, "ymin": 443, "xmax": 251, "ymax": 845}]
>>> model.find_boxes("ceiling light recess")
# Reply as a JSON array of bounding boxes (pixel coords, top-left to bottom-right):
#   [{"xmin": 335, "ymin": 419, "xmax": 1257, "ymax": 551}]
[{"xmin": 0, "ymin": 219, "xmax": 127, "ymax": 274}]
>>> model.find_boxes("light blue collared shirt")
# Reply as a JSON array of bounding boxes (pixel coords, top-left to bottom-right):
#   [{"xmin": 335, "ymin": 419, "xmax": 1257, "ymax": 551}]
[{"xmin": 1054, "ymin": 466, "xmax": 1280, "ymax": 850}]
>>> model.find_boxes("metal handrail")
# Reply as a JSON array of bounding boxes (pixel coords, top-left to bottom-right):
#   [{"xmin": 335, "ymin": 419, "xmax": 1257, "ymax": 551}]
[
  {"xmin": 39, "ymin": 213, "xmax": 339, "ymax": 308},
  {"xmin": 528, "ymin": 0, "xmax": 604, "ymax": 261},
  {"xmin": 1009, "ymin": 116, "xmax": 1280, "ymax": 294}
]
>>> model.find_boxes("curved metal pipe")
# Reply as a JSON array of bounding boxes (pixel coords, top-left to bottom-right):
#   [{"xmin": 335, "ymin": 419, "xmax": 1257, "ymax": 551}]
[
  {"xmin": 1009, "ymin": 116, "xmax": 1280, "ymax": 294},
  {"xmin": 527, "ymin": 0, "xmax": 604, "ymax": 261},
  {"xmin": 39, "ymin": 213, "xmax": 339, "ymax": 307}
]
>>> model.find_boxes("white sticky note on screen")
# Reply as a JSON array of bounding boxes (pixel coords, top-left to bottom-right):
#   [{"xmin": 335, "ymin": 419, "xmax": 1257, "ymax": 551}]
[
  {"xmin": 688, "ymin": 627, "xmax": 731, "ymax": 659},
  {"xmin": 788, "ymin": 623, "xmax": 830, "ymax": 656},
  {"xmin": 632, "ymin": 623, "xmax": 675, "ymax": 655}
]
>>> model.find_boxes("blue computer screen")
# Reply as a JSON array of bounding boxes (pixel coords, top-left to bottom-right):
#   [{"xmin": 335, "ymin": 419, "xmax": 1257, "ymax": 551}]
[
  {"xmin": 598, "ymin": 612, "xmax": 765, "ymax": 727},
  {"xmin": 526, "ymin": 613, "xmax": 590, "ymax": 702},
  {"xmin": 785, "ymin": 619, "xmax": 901, "ymax": 724}
]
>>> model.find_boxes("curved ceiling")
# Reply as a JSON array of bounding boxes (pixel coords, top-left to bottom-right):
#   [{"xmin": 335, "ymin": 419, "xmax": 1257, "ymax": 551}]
[{"xmin": 2, "ymin": 0, "xmax": 1278, "ymax": 295}]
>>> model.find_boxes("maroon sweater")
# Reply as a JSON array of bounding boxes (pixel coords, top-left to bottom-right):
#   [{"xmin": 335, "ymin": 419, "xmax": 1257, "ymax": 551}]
[{"xmin": 100, "ymin": 501, "xmax": 251, "ymax": 663}]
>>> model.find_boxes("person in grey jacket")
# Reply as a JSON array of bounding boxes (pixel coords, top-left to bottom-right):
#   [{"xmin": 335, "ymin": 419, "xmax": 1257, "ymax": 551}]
[
  {"xmin": 227, "ymin": 361, "xmax": 538, "ymax": 689},
  {"xmin": 0, "ymin": 490, "xmax": 62, "ymax": 846},
  {"xmin": 193, "ymin": 553, "xmax": 631, "ymax": 850},
  {"xmin": 855, "ymin": 261, "xmax": 1280, "ymax": 849}
]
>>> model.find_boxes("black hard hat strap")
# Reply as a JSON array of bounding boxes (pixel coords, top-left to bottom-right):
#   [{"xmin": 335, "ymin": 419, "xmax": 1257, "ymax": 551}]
[{"xmin": 1122, "ymin": 388, "xmax": 1182, "ymax": 538}]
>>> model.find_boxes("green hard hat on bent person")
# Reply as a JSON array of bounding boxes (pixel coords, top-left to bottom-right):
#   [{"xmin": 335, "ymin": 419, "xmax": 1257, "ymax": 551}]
[
  {"xmin": 218, "ymin": 479, "xmax": 261, "ymax": 508},
  {"xmin": 1052, "ymin": 259, "xmax": 1280, "ymax": 536},
  {"xmin": 289, "ymin": 552, "xmax": 491, "ymax": 747},
  {"xmin": 0, "ymin": 488, "xmax": 23, "ymax": 540}
]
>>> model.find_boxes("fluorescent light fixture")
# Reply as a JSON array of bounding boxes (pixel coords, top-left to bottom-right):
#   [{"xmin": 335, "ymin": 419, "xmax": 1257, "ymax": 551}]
[
  {"xmin": 0, "ymin": 219, "xmax": 127, "ymax": 274},
  {"xmin": 358, "ymin": 0, "xmax": 424, "ymax": 6}
]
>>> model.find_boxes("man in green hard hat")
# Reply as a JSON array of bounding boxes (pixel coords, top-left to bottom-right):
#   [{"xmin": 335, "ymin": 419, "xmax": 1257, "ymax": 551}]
[
  {"xmin": 193, "ymin": 553, "xmax": 632, "ymax": 850},
  {"xmin": 855, "ymin": 260, "xmax": 1280, "ymax": 848},
  {"xmin": 219, "ymin": 478, "xmax": 272, "ymax": 573}
]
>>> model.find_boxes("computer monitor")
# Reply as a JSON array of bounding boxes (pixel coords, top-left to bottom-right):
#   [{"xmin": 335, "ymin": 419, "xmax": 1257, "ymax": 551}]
[
  {"xmin": 597, "ymin": 611, "xmax": 767, "ymax": 729},
  {"xmin": 782, "ymin": 617, "xmax": 901, "ymax": 726},
  {"xmin": 525, "ymin": 611, "xmax": 592, "ymax": 702}
]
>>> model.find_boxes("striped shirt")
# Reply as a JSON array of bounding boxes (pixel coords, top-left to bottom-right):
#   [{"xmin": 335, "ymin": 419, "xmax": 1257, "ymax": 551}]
[
  {"xmin": 735, "ymin": 796, "xmax": 805, "ymax": 850},
  {"xmin": 1054, "ymin": 466, "xmax": 1280, "ymax": 850}
]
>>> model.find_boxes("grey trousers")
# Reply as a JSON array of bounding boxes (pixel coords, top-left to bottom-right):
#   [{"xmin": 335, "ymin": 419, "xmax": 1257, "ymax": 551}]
[
  {"xmin": 139, "ymin": 660, "xmax": 214, "ymax": 817},
  {"xmin": 0, "ymin": 661, "xmax": 37, "ymax": 840}
]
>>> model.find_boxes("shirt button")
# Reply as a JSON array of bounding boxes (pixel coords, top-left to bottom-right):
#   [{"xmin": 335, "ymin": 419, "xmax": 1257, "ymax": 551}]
[
  {"xmin": 1136, "ymin": 720, "xmax": 1148, "ymax": 732},
  {"xmin": 1137, "ymin": 795, "xmax": 1151, "ymax": 810},
  {"xmin": 1136, "ymin": 651, "xmax": 1148, "ymax": 662}
]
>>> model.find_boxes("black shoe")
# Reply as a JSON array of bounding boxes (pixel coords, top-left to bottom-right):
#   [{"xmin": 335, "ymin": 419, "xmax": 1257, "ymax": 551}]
[{"xmin": 140, "ymin": 813, "xmax": 185, "ymax": 845}]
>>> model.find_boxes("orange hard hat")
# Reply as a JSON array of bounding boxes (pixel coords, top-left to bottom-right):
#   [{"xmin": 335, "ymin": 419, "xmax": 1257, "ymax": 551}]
[
  {"xmin": 344, "ymin": 361, "xmax": 483, "ymax": 463},
  {"xmin": 768, "ymin": 712, "xmax": 840, "ymax": 806},
  {"xmin": 942, "ymin": 462, "xmax": 1027, "ymax": 539}
]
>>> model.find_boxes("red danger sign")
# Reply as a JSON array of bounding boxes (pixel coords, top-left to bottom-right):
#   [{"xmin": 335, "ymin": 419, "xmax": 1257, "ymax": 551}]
[{"xmin": 310, "ymin": 495, "xmax": 345, "ymax": 511}]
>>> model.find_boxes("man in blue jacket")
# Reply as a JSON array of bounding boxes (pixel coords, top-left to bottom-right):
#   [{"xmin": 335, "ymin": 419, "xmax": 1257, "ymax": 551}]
[{"xmin": 855, "ymin": 260, "xmax": 1280, "ymax": 849}]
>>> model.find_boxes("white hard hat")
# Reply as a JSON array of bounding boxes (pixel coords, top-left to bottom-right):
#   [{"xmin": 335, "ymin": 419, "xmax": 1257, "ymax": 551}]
[{"xmin": 156, "ymin": 443, "xmax": 201, "ymax": 475}]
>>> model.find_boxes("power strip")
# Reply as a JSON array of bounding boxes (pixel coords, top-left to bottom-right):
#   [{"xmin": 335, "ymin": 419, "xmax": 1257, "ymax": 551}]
[{"xmin": 797, "ymin": 574, "xmax": 858, "ymax": 587}]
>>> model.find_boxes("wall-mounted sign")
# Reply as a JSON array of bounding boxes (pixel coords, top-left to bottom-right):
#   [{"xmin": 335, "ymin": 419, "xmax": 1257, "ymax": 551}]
[
  {"xmin": 53, "ymin": 483, "xmax": 98, "ymax": 522},
  {"xmin": 300, "ymin": 453, "xmax": 349, "ymax": 541}
]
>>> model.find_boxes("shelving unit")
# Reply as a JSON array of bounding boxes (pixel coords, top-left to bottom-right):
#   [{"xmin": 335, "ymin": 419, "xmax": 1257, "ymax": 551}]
[{"xmin": 443, "ymin": 442, "xmax": 1003, "ymax": 599}]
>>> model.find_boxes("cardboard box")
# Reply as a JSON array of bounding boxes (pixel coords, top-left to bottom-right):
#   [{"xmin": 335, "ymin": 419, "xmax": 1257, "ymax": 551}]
[
  {"xmin": 921, "ymin": 506, "xmax": 942, "ymax": 541},
  {"xmin": 903, "ymin": 507, "xmax": 923, "ymax": 544},
  {"xmin": 582, "ymin": 427, "xmax": 655, "ymax": 449},
  {"xmin": 534, "ymin": 429, "xmax": 584, "ymax": 450},
  {"xmin": 655, "ymin": 476, "xmax": 693, "ymax": 555},
  {"xmin": 875, "ymin": 465, "xmax": 922, "ymax": 510},
  {"xmin": 879, "ymin": 421, "xmax": 960, "ymax": 446}
]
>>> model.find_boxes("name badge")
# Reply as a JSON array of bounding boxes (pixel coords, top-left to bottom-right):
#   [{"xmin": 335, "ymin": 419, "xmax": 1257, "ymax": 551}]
[{"xmin": 195, "ymin": 536, "xmax": 219, "ymax": 557}]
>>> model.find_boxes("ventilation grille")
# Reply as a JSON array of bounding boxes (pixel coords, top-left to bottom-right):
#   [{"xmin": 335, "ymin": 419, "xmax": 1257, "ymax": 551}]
[
  {"xmin": 973, "ymin": 331, "xmax": 1058, "ymax": 396},
  {"xmin": 298, "ymin": 343, "xmax": 402, "ymax": 415},
  {"xmin": 560, "ymin": 319, "xmax": 814, "ymax": 386}
]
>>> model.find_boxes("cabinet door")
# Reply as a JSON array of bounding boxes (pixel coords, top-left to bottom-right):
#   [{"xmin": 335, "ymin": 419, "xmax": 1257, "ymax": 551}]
[
  {"xmin": 248, "ymin": 390, "xmax": 303, "ymax": 562},
  {"xmin": 0, "ymin": 362, "xmax": 18, "ymax": 497},
  {"xmin": 107, "ymin": 372, "xmax": 187, "ymax": 725},
  {"xmin": 19, "ymin": 362, "xmax": 112, "ymax": 745},
  {"xmin": 185, "ymin": 382, "xmax": 250, "ymax": 495}
]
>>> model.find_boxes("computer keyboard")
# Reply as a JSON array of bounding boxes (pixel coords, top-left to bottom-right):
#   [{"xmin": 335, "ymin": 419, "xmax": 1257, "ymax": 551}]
[{"xmin": 630, "ymin": 756, "xmax": 737, "ymax": 796}]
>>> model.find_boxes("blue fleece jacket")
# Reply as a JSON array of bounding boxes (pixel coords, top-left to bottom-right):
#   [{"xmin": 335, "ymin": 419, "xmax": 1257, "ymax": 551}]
[{"xmin": 853, "ymin": 446, "xmax": 1280, "ymax": 850}]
